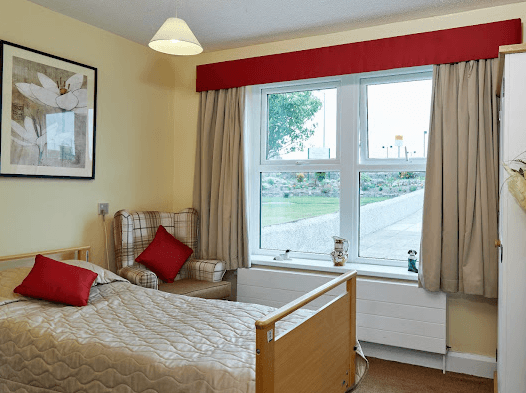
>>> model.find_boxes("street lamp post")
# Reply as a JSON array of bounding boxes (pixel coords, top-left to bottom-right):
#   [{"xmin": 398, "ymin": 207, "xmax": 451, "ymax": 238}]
[{"xmin": 423, "ymin": 130, "xmax": 428, "ymax": 157}]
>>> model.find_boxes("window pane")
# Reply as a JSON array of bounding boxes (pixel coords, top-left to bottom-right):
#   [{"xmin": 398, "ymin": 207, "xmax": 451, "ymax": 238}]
[
  {"xmin": 266, "ymin": 88, "xmax": 337, "ymax": 160},
  {"xmin": 366, "ymin": 79, "xmax": 432, "ymax": 159},
  {"xmin": 260, "ymin": 171, "xmax": 340, "ymax": 254},
  {"xmin": 359, "ymin": 172, "xmax": 425, "ymax": 261}
]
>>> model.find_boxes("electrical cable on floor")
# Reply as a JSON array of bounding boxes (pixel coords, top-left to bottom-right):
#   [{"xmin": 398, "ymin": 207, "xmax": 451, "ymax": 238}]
[{"xmin": 102, "ymin": 212, "xmax": 110, "ymax": 271}]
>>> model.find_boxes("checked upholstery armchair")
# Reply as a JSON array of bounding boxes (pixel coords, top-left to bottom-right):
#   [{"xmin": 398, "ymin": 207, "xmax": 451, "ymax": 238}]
[{"xmin": 113, "ymin": 209, "xmax": 231, "ymax": 299}]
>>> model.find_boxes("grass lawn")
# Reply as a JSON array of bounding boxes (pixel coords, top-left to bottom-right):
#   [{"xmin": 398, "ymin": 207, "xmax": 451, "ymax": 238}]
[
  {"xmin": 360, "ymin": 196, "xmax": 391, "ymax": 206},
  {"xmin": 261, "ymin": 196, "xmax": 393, "ymax": 226}
]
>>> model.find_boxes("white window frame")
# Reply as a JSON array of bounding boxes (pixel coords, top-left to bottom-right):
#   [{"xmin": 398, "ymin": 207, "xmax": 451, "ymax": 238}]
[
  {"xmin": 247, "ymin": 66, "xmax": 432, "ymax": 268},
  {"xmin": 353, "ymin": 66, "xmax": 432, "ymax": 267},
  {"xmin": 249, "ymin": 77, "xmax": 343, "ymax": 261}
]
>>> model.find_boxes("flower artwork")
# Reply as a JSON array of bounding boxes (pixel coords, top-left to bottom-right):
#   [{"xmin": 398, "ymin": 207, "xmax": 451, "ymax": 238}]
[
  {"xmin": 9, "ymin": 58, "xmax": 87, "ymax": 169},
  {"xmin": 0, "ymin": 41, "xmax": 97, "ymax": 179},
  {"xmin": 11, "ymin": 117, "xmax": 48, "ymax": 165},
  {"xmin": 16, "ymin": 73, "xmax": 88, "ymax": 113}
]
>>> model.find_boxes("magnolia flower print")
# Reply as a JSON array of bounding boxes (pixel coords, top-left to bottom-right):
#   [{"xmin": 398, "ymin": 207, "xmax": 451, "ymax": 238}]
[
  {"xmin": 11, "ymin": 116, "xmax": 47, "ymax": 165},
  {"xmin": 15, "ymin": 72, "xmax": 87, "ymax": 114}
]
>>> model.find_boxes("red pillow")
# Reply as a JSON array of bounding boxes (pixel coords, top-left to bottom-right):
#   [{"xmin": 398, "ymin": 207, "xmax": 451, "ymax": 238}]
[
  {"xmin": 135, "ymin": 225, "xmax": 193, "ymax": 283},
  {"xmin": 14, "ymin": 255, "xmax": 98, "ymax": 307}
]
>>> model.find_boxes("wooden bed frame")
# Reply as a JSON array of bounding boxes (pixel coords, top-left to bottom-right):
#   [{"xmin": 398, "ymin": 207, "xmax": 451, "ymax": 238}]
[
  {"xmin": 255, "ymin": 269, "xmax": 357, "ymax": 393},
  {"xmin": 1, "ymin": 246, "xmax": 357, "ymax": 393},
  {"xmin": 0, "ymin": 246, "xmax": 91, "ymax": 268}
]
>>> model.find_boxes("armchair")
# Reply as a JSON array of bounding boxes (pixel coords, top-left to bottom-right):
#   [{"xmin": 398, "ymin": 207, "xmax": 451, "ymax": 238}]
[{"xmin": 113, "ymin": 208, "xmax": 231, "ymax": 299}]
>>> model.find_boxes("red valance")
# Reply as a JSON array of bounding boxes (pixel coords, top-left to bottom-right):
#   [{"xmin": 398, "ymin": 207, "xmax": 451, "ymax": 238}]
[{"xmin": 196, "ymin": 19, "xmax": 521, "ymax": 92}]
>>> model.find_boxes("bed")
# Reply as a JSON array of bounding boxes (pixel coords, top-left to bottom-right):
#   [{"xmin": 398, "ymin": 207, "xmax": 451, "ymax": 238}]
[{"xmin": 0, "ymin": 246, "xmax": 367, "ymax": 393}]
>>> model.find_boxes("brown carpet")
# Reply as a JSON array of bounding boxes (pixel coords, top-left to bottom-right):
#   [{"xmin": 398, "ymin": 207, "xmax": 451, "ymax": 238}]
[{"xmin": 353, "ymin": 357, "xmax": 493, "ymax": 393}]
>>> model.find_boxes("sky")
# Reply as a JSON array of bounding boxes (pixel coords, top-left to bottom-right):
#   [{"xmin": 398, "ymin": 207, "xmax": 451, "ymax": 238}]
[{"xmin": 367, "ymin": 79, "xmax": 432, "ymax": 159}]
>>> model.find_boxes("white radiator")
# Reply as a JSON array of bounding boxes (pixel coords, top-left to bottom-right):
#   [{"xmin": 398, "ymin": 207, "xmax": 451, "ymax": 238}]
[{"xmin": 237, "ymin": 267, "xmax": 446, "ymax": 355}]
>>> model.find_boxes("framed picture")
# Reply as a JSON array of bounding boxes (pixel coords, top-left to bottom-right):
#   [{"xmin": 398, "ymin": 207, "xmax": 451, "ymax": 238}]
[{"xmin": 0, "ymin": 41, "xmax": 97, "ymax": 179}]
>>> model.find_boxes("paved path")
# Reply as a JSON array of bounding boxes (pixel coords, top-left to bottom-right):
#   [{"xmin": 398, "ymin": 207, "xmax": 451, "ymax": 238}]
[{"xmin": 359, "ymin": 209, "xmax": 422, "ymax": 261}]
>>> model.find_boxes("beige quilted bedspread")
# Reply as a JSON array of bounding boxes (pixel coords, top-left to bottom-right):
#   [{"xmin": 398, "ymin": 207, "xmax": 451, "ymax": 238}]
[{"xmin": 0, "ymin": 277, "xmax": 314, "ymax": 393}]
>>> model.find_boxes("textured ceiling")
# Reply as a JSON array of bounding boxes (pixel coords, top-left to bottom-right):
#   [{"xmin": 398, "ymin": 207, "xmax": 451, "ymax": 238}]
[{"xmin": 28, "ymin": 0, "xmax": 525, "ymax": 52}]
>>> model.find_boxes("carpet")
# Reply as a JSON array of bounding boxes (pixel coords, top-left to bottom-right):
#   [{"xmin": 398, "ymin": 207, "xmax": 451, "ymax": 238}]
[{"xmin": 353, "ymin": 357, "xmax": 493, "ymax": 393}]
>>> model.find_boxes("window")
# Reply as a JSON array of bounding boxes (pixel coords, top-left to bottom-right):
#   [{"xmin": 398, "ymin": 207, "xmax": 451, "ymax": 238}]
[
  {"xmin": 357, "ymin": 72, "xmax": 432, "ymax": 264},
  {"xmin": 248, "ymin": 67, "xmax": 432, "ymax": 267},
  {"xmin": 358, "ymin": 171, "xmax": 426, "ymax": 261},
  {"xmin": 254, "ymin": 82, "xmax": 341, "ymax": 255},
  {"xmin": 264, "ymin": 87, "xmax": 338, "ymax": 161},
  {"xmin": 260, "ymin": 171, "xmax": 340, "ymax": 254},
  {"xmin": 361, "ymin": 76, "xmax": 432, "ymax": 161}
]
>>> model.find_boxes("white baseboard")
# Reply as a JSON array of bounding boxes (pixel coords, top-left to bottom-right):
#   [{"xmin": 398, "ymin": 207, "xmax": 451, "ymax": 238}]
[
  {"xmin": 360, "ymin": 341, "xmax": 496, "ymax": 379},
  {"xmin": 360, "ymin": 341, "xmax": 444, "ymax": 370},
  {"xmin": 446, "ymin": 351, "xmax": 497, "ymax": 379}
]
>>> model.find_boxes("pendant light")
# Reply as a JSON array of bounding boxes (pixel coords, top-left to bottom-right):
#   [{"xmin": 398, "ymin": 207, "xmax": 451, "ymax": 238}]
[{"xmin": 148, "ymin": 2, "xmax": 202, "ymax": 56}]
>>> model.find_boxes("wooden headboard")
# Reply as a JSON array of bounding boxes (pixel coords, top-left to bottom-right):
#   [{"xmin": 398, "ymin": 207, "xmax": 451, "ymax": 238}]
[{"xmin": 0, "ymin": 246, "xmax": 91, "ymax": 271}]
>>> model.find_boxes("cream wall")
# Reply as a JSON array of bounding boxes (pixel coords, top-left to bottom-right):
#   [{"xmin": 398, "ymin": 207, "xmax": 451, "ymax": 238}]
[
  {"xmin": 0, "ymin": 0, "xmax": 510, "ymax": 359},
  {"xmin": 172, "ymin": 2, "xmax": 526, "ymax": 357},
  {"xmin": 0, "ymin": 0, "xmax": 177, "ymax": 270}
]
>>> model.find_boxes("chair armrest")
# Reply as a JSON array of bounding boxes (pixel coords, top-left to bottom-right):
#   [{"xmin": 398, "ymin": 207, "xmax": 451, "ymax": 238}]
[
  {"xmin": 179, "ymin": 259, "xmax": 226, "ymax": 283},
  {"xmin": 119, "ymin": 266, "xmax": 158, "ymax": 290}
]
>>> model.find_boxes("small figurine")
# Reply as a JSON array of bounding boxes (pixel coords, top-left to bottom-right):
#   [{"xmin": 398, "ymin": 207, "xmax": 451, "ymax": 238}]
[
  {"xmin": 408, "ymin": 249, "xmax": 418, "ymax": 273},
  {"xmin": 274, "ymin": 249, "xmax": 291, "ymax": 261}
]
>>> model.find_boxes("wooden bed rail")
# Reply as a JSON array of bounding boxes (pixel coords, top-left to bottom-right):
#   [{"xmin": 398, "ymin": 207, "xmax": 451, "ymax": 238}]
[
  {"xmin": 0, "ymin": 246, "xmax": 91, "ymax": 263},
  {"xmin": 255, "ymin": 270, "xmax": 357, "ymax": 393}
]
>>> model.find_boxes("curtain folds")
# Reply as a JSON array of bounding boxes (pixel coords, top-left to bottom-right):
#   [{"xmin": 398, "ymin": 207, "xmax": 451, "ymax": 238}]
[
  {"xmin": 193, "ymin": 87, "xmax": 249, "ymax": 270},
  {"xmin": 419, "ymin": 59, "xmax": 499, "ymax": 298}
]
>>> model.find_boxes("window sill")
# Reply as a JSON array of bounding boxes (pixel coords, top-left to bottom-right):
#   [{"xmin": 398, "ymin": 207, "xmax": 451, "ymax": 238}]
[{"xmin": 250, "ymin": 255, "xmax": 419, "ymax": 281}]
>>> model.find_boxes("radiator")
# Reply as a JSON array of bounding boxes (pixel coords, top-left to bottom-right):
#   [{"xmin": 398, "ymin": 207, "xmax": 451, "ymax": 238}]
[{"xmin": 237, "ymin": 267, "xmax": 447, "ymax": 355}]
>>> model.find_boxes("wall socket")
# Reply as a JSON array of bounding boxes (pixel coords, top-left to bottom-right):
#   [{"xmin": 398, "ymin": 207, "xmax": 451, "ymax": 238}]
[{"xmin": 98, "ymin": 203, "xmax": 109, "ymax": 216}]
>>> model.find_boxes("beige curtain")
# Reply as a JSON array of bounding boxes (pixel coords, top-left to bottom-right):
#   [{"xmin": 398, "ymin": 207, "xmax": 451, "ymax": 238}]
[
  {"xmin": 419, "ymin": 59, "xmax": 499, "ymax": 298},
  {"xmin": 193, "ymin": 87, "xmax": 249, "ymax": 270}
]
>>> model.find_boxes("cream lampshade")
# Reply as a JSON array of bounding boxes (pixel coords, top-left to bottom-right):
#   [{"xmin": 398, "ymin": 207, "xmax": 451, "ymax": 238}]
[{"xmin": 149, "ymin": 17, "xmax": 203, "ymax": 56}]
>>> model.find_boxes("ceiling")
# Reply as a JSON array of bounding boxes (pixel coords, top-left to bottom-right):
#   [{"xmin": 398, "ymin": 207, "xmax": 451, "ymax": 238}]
[{"xmin": 28, "ymin": 0, "xmax": 524, "ymax": 52}]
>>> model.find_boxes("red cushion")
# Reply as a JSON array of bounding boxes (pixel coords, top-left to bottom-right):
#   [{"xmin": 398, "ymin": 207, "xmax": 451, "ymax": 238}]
[
  {"xmin": 135, "ymin": 225, "xmax": 193, "ymax": 283},
  {"xmin": 14, "ymin": 255, "xmax": 98, "ymax": 307}
]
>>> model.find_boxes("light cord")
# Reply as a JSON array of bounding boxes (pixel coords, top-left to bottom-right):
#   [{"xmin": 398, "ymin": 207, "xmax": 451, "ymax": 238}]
[{"xmin": 102, "ymin": 213, "xmax": 110, "ymax": 271}]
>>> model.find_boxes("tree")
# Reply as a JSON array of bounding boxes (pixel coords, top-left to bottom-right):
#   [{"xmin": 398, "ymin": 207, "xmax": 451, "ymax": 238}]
[{"xmin": 267, "ymin": 91, "xmax": 322, "ymax": 159}]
